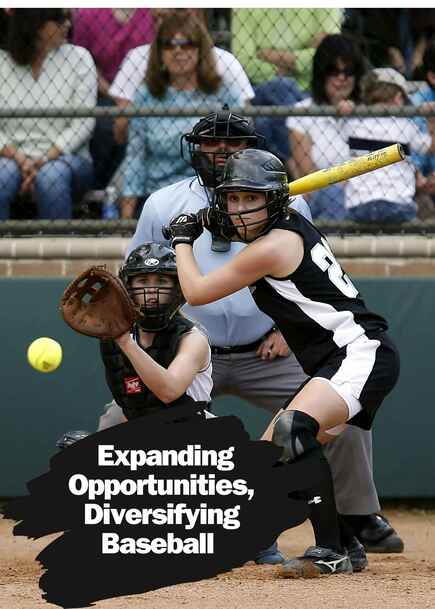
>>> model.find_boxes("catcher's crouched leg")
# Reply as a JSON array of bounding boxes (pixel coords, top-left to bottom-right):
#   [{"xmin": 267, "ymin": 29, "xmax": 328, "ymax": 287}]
[
  {"xmin": 98, "ymin": 399, "xmax": 215, "ymax": 430},
  {"xmin": 98, "ymin": 400, "xmax": 126, "ymax": 431}
]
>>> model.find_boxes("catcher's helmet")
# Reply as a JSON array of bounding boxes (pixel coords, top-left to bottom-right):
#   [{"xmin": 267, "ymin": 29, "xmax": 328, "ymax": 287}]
[
  {"xmin": 119, "ymin": 243, "xmax": 185, "ymax": 331},
  {"xmin": 181, "ymin": 106, "xmax": 263, "ymax": 188},
  {"xmin": 213, "ymin": 149, "xmax": 289, "ymax": 242}
]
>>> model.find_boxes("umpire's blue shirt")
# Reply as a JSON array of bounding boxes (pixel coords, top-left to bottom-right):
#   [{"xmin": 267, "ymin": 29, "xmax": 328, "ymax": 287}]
[{"xmin": 127, "ymin": 177, "xmax": 312, "ymax": 347}]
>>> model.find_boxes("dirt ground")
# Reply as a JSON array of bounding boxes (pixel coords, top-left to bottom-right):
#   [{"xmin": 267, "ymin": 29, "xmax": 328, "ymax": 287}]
[{"xmin": 1, "ymin": 508, "xmax": 434, "ymax": 609}]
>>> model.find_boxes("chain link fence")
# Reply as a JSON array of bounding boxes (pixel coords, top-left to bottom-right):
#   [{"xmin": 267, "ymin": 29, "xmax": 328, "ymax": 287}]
[{"xmin": 2, "ymin": 7, "xmax": 435, "ymax": 235}]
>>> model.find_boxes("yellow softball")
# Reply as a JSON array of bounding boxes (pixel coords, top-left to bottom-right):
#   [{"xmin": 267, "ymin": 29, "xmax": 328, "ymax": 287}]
[{"xmin": 27, "ymin": 337, "xmax": 63, "ymax": 373}]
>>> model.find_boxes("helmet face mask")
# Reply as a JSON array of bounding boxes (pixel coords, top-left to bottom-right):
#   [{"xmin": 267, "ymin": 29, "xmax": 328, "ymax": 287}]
[
  {"xmin": 219, "ymin": 191, "xmax": 270, "ymax": 242},
  {"xmin": 213, "ymin": 149, "xmax": 290, "ymax": 242},
  {"xmin": 128, "ymin": 275, "xmax": 180, "ymax": 332},
  {"xmin": 181, "ymin": 108, "xmax": 263, "ymax": 189},
  {"xmin": 119, "ymin": 243, "xmax": 185, "ymax": 332}
]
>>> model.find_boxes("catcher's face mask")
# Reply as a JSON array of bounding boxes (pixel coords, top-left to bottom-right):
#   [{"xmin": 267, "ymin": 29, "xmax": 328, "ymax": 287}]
[{"xmin": 128, "ymin": 273, "xmax": 182, "ymax": 332}]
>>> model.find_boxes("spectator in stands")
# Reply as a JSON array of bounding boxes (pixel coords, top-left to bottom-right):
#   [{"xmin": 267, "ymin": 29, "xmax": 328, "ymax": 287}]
[
  {"xmin": 149, "ymin": 7, "xmax": 204, "ymax": 32},
  {"xmin": 0, "ymin": 8, "xmax": 97, "ymax": 220},
  {"xmin": 72, "ymin": 9, "xmax": 154, "ymax": 190},
  {"xmin": 287, "ymin": 34, "xmax": 366, "ymax": 220},
  {"xmin": 411, "ymin": 42, "xmax": 435, "ymax": 206},
  {"xmin": 109, "ymin": 8, "xmax": 253, "ymax": 147},
  {"xmin": 251, "ymin": 71, "xmax": 308, "ymax": 162},
  {"xmin": 73, "ymin": 9, "xmax": 154, "ymax": 94},
  {"xmin": 120, "ymin": 15, "xmax": 245, "ymax": 219},
  {"xmin": 232, "ymin": 8, "xmax": 341, "ymax": 91},
  {"xmin": 243, "ymin": 10, "xmax": 342, "ymax": 162},
  {"xmin": 342, "ymin": 9, "xmax": 435, "ymax": 79},
  {"xmin": 343, "ymin": 68, "xmax": 435, "ymax": 223},
  {"xmin": 405, "ymin": 10, "xmax": 435, "ymax": 79}
]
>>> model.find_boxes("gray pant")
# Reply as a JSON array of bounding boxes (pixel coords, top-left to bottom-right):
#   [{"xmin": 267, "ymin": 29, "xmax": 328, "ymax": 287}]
[{"xmin": 97, "ymin": 351, "xmax": 380, "ymax": 515}]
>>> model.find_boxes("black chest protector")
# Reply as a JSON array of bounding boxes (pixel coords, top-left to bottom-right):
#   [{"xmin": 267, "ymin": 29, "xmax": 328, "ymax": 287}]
[{"xmin": 100, "ymin": 314, "xmax": 197, "ymax": 420}]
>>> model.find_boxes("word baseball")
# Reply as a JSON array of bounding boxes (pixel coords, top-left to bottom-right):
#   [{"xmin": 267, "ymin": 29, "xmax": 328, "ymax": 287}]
[{"xmin": 102, "ymin": 532, "xmax": 215, "ymax": 555}]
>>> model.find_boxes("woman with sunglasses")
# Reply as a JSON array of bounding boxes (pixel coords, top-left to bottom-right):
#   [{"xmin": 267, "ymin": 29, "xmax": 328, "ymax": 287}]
[
  {"xmin": 0, "ymin": 8, "xmax": 97, "ymax": 220},
  {"xmin": 287, "ymin": 34, "xmax": 367, "ymax": 220},
  {"xmin": 120, "ymin": 14, "xmax": 245, "ymax": 219}
]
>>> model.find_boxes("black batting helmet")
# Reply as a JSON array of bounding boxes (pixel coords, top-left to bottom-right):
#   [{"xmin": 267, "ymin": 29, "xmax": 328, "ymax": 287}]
[
  {"xmin": 119, "ymin": 243, "xmax": 185, "ymax": 331},
  {"xmin": 213, "ymin": 149, "xmax": 289, "ymax": 242},
  {"xmin": 181, "ymin": 105, "xmax": 263, "ymax": 188}
]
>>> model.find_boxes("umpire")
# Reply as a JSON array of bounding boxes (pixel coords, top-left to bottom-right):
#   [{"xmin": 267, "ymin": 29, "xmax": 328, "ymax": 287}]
[{"xmin": 98, "ymin": 108, "xmax": 403, "ymax": 560}]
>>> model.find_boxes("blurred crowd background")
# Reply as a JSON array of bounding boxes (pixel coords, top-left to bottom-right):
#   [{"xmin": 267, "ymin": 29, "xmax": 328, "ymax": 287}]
[{"xmin": 2, "ymin": 7, "xmax": 435, "ymax": 227}]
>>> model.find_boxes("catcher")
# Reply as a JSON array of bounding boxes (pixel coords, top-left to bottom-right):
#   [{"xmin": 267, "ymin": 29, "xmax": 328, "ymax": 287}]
[{"xmin": 60, "ymin": 242, "xmax": 212, "ymax": 423}]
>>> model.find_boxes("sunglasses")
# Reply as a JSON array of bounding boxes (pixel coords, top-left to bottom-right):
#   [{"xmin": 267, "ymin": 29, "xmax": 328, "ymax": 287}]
[
  {"xmin": 328, "ymin": 67, "xmax": 355, "ymax": 78},
  {"xmin": 161, "ymin": 38, "xmax": 199, "ymax": 50}
]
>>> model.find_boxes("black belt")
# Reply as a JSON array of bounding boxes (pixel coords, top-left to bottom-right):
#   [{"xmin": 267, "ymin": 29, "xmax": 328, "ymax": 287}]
[{"xmin": 210, "ymin": 337, "xmax": 264, "ymax": 355}]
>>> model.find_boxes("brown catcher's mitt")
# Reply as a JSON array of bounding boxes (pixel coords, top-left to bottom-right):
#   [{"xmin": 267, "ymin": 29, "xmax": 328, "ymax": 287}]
[{"xmin": 60, "ymin": 266, "xmax": 137, "ymax": 339}]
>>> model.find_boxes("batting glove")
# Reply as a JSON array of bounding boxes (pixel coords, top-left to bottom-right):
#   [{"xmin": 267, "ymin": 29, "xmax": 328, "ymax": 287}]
[
  {"xmin": 168, "ymin": 212, "xmax": 203, "ymax": 247},
  {"xmin": 197, "ymin": 206, "xmax": 222, "ymax": 238}
]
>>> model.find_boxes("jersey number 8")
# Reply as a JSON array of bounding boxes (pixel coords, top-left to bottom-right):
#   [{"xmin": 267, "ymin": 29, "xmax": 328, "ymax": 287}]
[{"xmin": 311, "ymin": 238, "xmax": 359, "ymax": 298}]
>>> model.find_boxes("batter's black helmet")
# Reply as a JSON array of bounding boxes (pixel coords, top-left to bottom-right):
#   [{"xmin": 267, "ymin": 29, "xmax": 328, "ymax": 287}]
[
  {"xmin": 213, "ymin": 149, "xmax": 289, "ymax": 242},
  {"xmin": 119, "ymin": 243, "xmax": 185, "ymax": 331},
  {"xmin": 181, "ymin": 106, "xmax": 263, "ymax": 188}
]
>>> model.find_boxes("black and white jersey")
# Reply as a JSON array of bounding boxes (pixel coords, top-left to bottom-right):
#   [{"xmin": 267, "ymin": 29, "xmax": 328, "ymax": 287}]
[{"xmin": 251, "ymin": 211, "xmax": 388, "ymax": 376}]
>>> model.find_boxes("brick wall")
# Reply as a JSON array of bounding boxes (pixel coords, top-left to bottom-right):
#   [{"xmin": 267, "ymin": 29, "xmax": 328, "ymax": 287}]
[{"xmin": 2, "ymin": 237, "xmax": 435, "ymax": 277}]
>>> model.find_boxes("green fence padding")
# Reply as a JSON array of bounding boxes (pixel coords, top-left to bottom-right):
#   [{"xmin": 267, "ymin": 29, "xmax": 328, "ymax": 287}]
[{"xmin": 1, "ymin": 277, "xmax": 434, "ymax": 497}]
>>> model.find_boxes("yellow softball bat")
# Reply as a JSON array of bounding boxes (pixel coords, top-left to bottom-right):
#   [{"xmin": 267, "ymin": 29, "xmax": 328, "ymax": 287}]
[{"xmin": 288, "ymin": 144, "xmax": 406, "ymax": 196}]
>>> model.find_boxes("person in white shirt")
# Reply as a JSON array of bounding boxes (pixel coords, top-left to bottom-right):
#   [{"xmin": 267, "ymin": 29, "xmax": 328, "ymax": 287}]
[
  {"xmin": 119, "ymin": 15, "xmax": 246, "ymax": 219},
  {"xmin": 344, "ymin": 68, "xmax": 435, "ymax": 223},
  {"xmin": 0, "ymin": 9, "xmax": 97, "ymax": 220},
  {"xmin": 110, "ymin": 36, "xmax": 254, "ymax": 106},
  {"xmin": 109, "ymin": 8, "xmax": 254, "ymax": 147},
  {"xmin": 286, "ymin": 34, "xmax": 367, "ymax": 220}
]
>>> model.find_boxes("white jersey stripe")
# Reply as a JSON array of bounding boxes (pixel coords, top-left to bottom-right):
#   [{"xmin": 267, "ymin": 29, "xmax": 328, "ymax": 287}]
[
  {"xmin": 264, "ymin": 276, "xmax": 365, "ymax": 348},
  {"xmin": 330, "ymin": 335, "xmax": 381, "ymax": 399}
]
